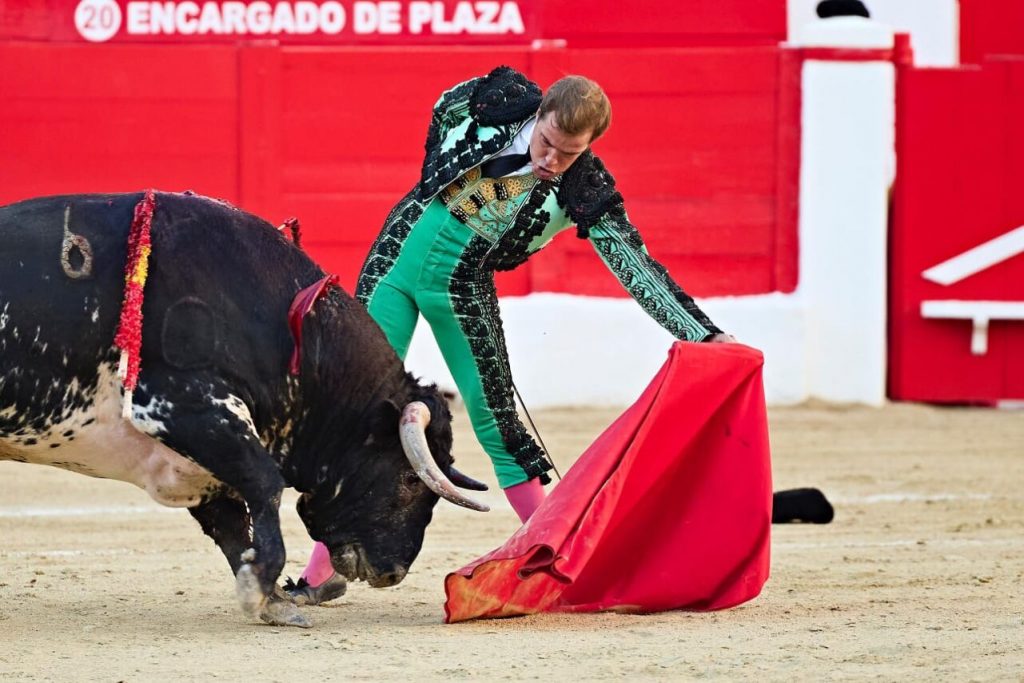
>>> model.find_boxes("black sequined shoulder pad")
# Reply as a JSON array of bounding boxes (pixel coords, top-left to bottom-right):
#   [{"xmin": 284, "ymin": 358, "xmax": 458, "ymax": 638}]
[
  {"xmin": 470, "ymin": 66, "xmax": 542, "ymax": 127},
  {"xmin": 558, "ymin": 151, "xmax": 625, "ymax": 237}
]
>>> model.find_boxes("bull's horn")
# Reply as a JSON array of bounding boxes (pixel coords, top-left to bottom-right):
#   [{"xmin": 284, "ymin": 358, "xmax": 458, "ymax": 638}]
[
  {"xmin": 447, "ymin": 466, "xmax": 489, "ymax": 491},
  {"xmin": 399, "ymin": 402, "xmax": 489, "ymax": 512}
]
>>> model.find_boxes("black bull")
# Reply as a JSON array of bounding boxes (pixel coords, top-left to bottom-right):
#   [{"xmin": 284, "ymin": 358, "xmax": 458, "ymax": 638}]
[{"xmin": 0, "ymin": 192, "xmax": 487, "ymax": 628}]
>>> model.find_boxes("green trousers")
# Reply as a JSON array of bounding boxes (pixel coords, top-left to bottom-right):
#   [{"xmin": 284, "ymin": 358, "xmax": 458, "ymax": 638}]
[{"xmin": 356, "ymin": 198, "xmax": 549, "ymax": 488}]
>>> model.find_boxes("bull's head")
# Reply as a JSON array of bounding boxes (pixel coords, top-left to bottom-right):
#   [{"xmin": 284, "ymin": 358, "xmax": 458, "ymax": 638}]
[{"xmin": 296, "ymin": 389, "xmax": 487, "ymax": 588}]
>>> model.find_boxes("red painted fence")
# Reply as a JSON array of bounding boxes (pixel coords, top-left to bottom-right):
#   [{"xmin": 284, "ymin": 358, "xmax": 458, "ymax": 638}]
[
  {"xmin": 0, "ymin": 42, "xmax": 798, "ymax": 298},
  {"xmin": 1, "ymin": 1, "xmax": 796, "ymax": 298}
]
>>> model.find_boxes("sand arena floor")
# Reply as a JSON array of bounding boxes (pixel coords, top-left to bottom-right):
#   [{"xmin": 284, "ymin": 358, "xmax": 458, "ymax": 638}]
[{"xmin": 1, "ymin": 402, "xmax": 1022, "ymax": 681}]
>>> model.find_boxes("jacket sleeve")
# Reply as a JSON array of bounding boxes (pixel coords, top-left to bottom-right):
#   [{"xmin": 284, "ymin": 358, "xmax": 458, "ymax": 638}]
[
  {"xmin": 586, "ymin": 207, "xmax": 723, "ymax": 342},
  {"xmin": 423, "ymin": 66, "xmax": 543, "ymax": 153},
  {"xmin": 561, "ymin": 151, "xmax": 723, "ymax": 342},
  {"xmin": 423, "ymin": 77, "xmax": 481, "ymax": 153}
]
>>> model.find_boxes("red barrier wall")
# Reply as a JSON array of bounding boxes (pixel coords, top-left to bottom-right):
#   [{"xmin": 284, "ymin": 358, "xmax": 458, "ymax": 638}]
[
  {"xmin": 0, "ymin": 42, "xmax": 240, "ymax": 200},
  {"xmin": 960, "ymin": 0, "xmax": 1024, "ymax": 64},
  {"xmin": 890, "ymin": 57, "xmax": 1024, "ymax": 402},
  {"xmin": 0, "ymin": 41, "xmax": 797, "ymax": 297},
  {"xmin": 0, "ymin": 2, "xmax": 795, "ymax": 298}
]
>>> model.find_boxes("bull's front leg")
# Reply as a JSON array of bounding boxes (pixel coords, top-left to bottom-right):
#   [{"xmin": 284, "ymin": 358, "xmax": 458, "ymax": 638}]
[
  {"xmin": 188, "ymin": 494, "xmax": 309, "ymax": 627},
  {"xmin": 131, "ymin": 374, "xmax": 310, "ymax": 628},
  {"xmin": 232, "ymin": 494, "xmax": 312, "ymax": 628},
  {"xmin": 188, "ymin": 494, "xmax": 252, "ymax": 576}
]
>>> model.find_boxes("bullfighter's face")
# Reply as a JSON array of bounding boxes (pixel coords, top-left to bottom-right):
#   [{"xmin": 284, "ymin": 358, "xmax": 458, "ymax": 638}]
[
  {"xmin": 296, "ymin": 393, "xmax": 456, "ymax": 588},
  {"xmin": 528, "ymin": 111, "xmax": 592, "ymax": 181}
]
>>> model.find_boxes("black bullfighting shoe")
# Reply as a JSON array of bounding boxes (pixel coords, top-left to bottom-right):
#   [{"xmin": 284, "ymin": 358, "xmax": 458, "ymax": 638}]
[{"xmin": 282, "ymin": 573, "xmax": 348, "ymax": 606}]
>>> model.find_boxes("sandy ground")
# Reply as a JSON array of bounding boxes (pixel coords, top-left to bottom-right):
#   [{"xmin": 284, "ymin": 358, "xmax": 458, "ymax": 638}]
[{"xmin": 1, "ymin": 402, "xmax": 1023, "ymax": 681}]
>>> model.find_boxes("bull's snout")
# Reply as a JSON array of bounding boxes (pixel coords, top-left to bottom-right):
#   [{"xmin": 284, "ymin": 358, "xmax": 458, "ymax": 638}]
[
  {"xmin": 367, "ymin": 565, "xmax": 408, "ymax": 588},
  {"xmin": 331, "ymin": 544, "xmax": 408, "ymax": 587}
]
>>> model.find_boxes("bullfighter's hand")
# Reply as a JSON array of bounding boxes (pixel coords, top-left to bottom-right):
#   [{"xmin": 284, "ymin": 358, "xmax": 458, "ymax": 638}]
[{"xmin": 706, "ymin": 332, "xmax": 738, "ymax": 344}]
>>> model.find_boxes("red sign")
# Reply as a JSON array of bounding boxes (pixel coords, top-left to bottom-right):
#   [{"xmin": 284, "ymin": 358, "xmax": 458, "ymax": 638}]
[
  {"xmin": 2, "ymin": 1, "xmax": 786, "ymax": 47},
  {"xmin": 63, "ymin": 0, "xmax": 536, "ymax": 44}
]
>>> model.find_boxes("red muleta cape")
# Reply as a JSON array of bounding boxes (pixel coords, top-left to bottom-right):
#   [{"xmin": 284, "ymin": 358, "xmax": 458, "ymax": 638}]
[{"xmin": 444, "ymin": 341, "xmax": 772, "ymax": 622}]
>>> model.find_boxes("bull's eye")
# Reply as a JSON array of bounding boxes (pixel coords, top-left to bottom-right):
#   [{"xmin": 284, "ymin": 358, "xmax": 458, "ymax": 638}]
[{"xmin": 397, "ymin": 470, "xmax": 425, "ymax": 506}]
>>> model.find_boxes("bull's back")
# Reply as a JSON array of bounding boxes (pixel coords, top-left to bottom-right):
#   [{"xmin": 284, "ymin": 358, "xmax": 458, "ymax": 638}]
[
  {"xmin": 139, "ymin": 193, "xmax": 324, "ymax": 385},
  {"xmin": 0, "ymin": 193, "xmax": 143, "ymax": 471},
  {"xmin": 0, "ymin": 193, "xmax": 140, "ymax": 378},
  {"xmin": 0, "ymin": 192, "xmax": 322, "ymax": 455},
  {"xmin": 0, "ymin": 191, "xmax": 321, "ymax": 377},
  {"xmin": 0, "ymin": 192, "xmax": 320, "ymax": 493}
]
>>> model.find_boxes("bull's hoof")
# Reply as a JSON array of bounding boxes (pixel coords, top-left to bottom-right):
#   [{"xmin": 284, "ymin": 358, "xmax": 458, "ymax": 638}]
[
  {"xmin": 260, "ymin": 593, "xmax": 313, "ymax": 629},
  {"xmin": 235, "ymin": 562, "xmax": 264, "ymax": 620},
  {"xmin": 235, "ymin": 563, "xmax": 313, "ymax": 628},
  {"xmin": 282, "ymin": 573, "xmax": 348, "ymax": 607}
]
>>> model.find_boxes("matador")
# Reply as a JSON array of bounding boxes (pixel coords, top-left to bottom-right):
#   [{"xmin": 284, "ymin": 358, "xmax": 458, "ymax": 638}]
[{"xmin": 286, "ymin": 65, "xmax": 735, "ymax": 605}]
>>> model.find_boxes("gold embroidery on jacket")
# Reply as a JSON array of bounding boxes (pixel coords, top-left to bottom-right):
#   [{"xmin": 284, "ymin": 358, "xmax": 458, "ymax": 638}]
[{"xmin": 440, "ymin": 167, "xmax": 539, "ymax": 241}]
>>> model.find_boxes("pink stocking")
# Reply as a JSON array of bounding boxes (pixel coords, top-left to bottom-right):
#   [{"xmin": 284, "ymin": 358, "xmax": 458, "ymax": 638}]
[
  {"xmin": 301, "ymin": 541, "xmax": 335, "ymax": 587},
  {"xmin": 504, "ymin": 478, "xmax": 547, "ymax": 523}
]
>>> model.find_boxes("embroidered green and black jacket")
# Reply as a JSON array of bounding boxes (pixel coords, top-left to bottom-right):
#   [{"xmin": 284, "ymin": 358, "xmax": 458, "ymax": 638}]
[{"xmin": 361, "ymin": 66, "xmax": 723, "ymax": 343}]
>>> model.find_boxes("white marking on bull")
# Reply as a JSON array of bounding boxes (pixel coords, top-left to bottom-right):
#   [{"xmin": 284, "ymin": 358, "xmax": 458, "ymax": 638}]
[
  {"xmin": 130, "ymin": 391, "xmax": 175, "ymax": 438},
  {"xmin": 0, "ymin": 362, "xmax": 221, "ymax": 507},
  {"xmin": 211, "ymin": 394, "xmax": 258, "ymax": 439},
  {"xmin": 234, "ymin": 562, "xmax": 264, "ymax": 619},
  {"xmin": 91, "ymin": 309, "xmax": 99, "ymax": 323}
]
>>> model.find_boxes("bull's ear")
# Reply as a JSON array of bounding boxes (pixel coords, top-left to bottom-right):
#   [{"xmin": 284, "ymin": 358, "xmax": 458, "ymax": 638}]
[{"xmin": 370, "ymin": 399, "xmax": 402, "ymax": 437}]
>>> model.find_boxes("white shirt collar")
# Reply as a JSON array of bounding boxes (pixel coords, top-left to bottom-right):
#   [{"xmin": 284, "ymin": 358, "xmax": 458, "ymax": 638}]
[{"xmin": 488, "ymin": 118, "xmax": 536, "ymax": 176}]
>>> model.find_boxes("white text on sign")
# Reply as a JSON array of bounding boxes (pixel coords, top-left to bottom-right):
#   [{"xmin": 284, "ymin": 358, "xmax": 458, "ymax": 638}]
[{"xmin": 114, "ymin": 1, "xmax": 525, "ymax": 37}]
